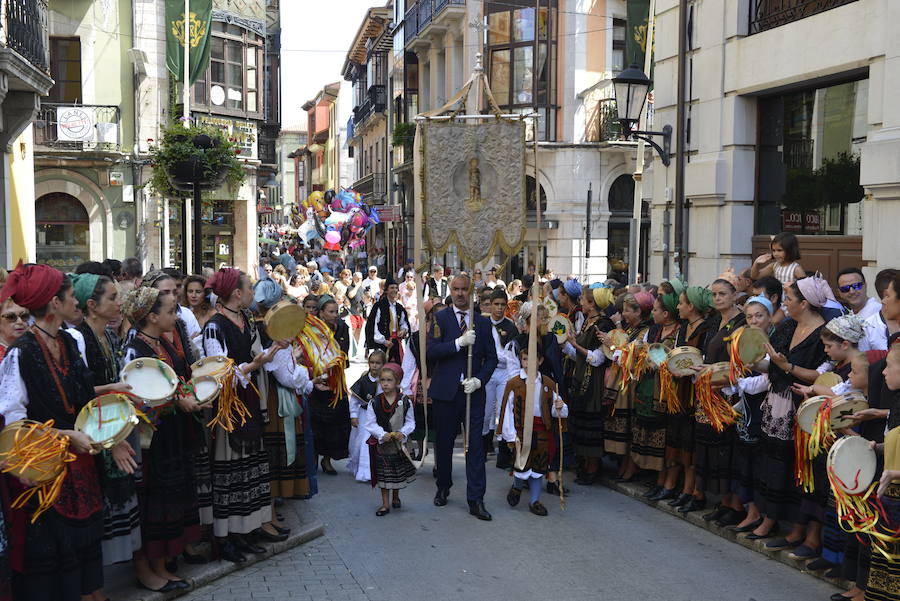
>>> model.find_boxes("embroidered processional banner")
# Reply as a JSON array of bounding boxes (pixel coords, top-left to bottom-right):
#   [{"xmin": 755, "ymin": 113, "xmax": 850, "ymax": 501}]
[{"xmin": 417, "ymin": 119, "xmax": 527, "ymax": 266}]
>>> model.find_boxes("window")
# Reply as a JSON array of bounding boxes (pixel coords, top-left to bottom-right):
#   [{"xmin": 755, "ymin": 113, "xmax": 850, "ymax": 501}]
[
  {"xmin": 486, "ymin": 1, "xmax": 557, "ymax": 140},
  {"xmin": 48, "ymin": 37, "xmax": 82, "ymax": 103},
  {"xmin": 612, "ymin": 19, "xmax": 626, "ymax": 74},
  {"xmin": 192, "ymin": 22, "xmax": 264, "ymax": 118},
  {"xmin": 36, "ymin": 193, "xmax": 90, "ymax": 272},
  {"xmin": 756, "ymin": 78, "xmax": 868, "ymax": 235}
]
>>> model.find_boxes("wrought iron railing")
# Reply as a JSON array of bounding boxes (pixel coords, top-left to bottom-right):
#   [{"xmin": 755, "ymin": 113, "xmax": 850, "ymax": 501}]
[
  {"xmin": 1, "ymin": 0, "xmax": 49, "ymax": 72},
  {"xmin": 352, "ymin": 85, "xmax": 386, "ymax": 126},
  {"xmin": 418, "ymin": 0, "xmax": 433, "ymax": 29},
  {"xmin": 33, "ymin": 103, "xmax": 121, "ymax": 151},
  {"xmin": 435, "ymin": 0, "xmax": 465, "ymax": 15},
  {"xmin": 749, "ymin": 0, "xmax": 857, "ymax": 34},
  {"xmin": 405, "ymin": 4, "xmax": 418, "ymax": 41}
]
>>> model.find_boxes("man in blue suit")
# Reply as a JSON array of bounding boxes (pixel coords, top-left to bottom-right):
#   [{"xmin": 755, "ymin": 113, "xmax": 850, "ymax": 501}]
[{"xmin": 427, "ymin": 273, "xmax": 498, "ymax": 520}]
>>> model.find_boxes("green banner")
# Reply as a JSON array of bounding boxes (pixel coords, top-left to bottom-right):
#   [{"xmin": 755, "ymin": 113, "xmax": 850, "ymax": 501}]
[
  {"xmin": 165, "ymin": 0, "xmax": 213, "ymax": 84},
  {"xmin": 626, "ymin": 0, "xmax": 653, "ymax": 77}
]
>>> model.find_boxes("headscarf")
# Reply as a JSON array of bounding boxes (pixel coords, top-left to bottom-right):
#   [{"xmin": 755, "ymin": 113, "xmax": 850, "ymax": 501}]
[
  {"xmin": 826, "ymin": 314, "xmax": 866, "ymax": 344},
  {"xmin": 592, "ymin": 285, "xmax": 614, "ymax": 310},
  {"xmin": 563, "ymin": 278, "xmax": 581, "ymax": 301},
  {"xmin": 549, "ymin": 278, "xmax": 563, "ymax": 291},
  {"xmin": 745, "ymin": 295, "xmax": 774, "ymax": 315},
  {"xmin": 0, "ymin": 261, "xmax": 64, "ymax": 310},
  {"xmin": 121, "ymin": 286, "xmax": 160, "ymax": 324},
  {"xmin": 253, "ymin": 277, "xmax": 282, "ymax": 309},
  {"xmin": 140, "ymin": 269, "xmax": 171, "ymax": 289},
  {"xmin": 685, "ymin": 286, "xmax": 713, "ymax": 314},
  {"xmin": 317, "ymin": 294, "xmax": 336, "ymax": 310},
  {"xmin": 796, "ymin": 274, "xmax": 836, "ymax": 309},
  {"xmin": 633, "ymin": 291, "xmax": 655, "ymax": 314},
  {"xmin": 382, "ymin": 362, "xmax": 403, "ymax": 382},
  {"xmin": 207, "ymin": 267, "xmax": 241, "ymax": 299},
  {"xmin": 69, "ymin": 272, "xmax": 101, "ymax": 310},
  {"xmin": 660, "ymin": 292, "xmax": 679, "ymax": 316},
  {"xmin": 664, "ymin": 277, "xmax": 686, "ymax": 297},
  {"xmin": 717, "ymin": 267, "xmax": 741, "ymax": 290}
]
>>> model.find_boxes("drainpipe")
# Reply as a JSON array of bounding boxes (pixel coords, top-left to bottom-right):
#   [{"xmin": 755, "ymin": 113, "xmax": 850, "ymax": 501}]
[{"xmin": 673, "ymin": 0, "xmax": 688, "ymax": 279}]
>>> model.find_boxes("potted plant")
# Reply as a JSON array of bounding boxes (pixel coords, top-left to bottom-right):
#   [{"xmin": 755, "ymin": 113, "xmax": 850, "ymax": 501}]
[{"xmin": 147, "ymin": 122, "xmax": 245, "ymax": 198}]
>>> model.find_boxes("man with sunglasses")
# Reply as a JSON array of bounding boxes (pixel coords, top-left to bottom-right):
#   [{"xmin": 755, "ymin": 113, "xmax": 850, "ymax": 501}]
[{"xmin": 837, "ymin": 267, "xmax": 881, "ymax": 319}]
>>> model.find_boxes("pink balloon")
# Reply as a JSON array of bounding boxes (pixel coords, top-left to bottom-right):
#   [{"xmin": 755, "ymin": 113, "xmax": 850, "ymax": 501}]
[{"xmin": 325, "ymin": 231, "xmax": 341, "ymax": 244}]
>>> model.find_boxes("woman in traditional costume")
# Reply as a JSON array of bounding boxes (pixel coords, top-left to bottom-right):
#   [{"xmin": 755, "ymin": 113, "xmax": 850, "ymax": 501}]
[
  {"xmin": 0, "ymin": 297, "xmax": 28, "ymax": 361},
  {"xmin": 601, "ymin": 291, "xmax": 653, "ymax": 482},
  {"xmin": 749, "ymin": 278, "xmax": 826, "ymax": 547},
  {"xmin": 70, "ymin": 273, "xmax": 143, "ymax": 570},
  {"xmin": 563, "ymin": 285, "xmax": 615, "ymax": 486},
  {"xmin": 349, "ymin": 351, "xmax": 386, "ymax": 482},
  {"xmin": 309, "ymin": 295, "xmax": 351, "ymax": 475},
  {"xmin": 121, "ymin": 286, "xmax": 202, "ymax": 592},
  {"xmin": 0, "ymin": 263, "xmax": 108, "ymax": 601},
  {"xmin": 202, "ymin": 268, "xmax": 283, "ymax": 563}
]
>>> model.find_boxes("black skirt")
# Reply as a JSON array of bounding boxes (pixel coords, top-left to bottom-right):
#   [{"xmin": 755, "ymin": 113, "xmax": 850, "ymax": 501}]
[
  {"xmin": 369, "ymin": 441, "xmax": 416, "ymax": 490},
  {"xmin": 730, "ymin": 437, "xmax": 759, "ymax": 504},
  {"xmin": 310, "ymin": 389, "xmax": 351, "ymax": 460},
  {"xmin": 753, "ymin": 434, "xmax": 799, "ymax": 522},
  {"xmin": 693, "ymin": 423, "xmax": 734, "ymax": 496},
  {"xmin": 666, "ymin": 413, "xmax": 694, "ymax": 452},
  {"xmin": 798, "ymin": 453, "xmax": 828, "ymax": 524},
  {"xmin": 864, "ymin": 483, "xmax": 900, "ymax": 601}
]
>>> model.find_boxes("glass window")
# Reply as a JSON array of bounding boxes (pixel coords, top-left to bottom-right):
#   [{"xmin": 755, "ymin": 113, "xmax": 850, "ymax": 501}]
[
  {"xmin": 612, "ymin": 18, "xmax": 626, "ymax": 74},
  {"xmin": 192, "ymin": 26, "xmax": 264, "ymax": 118},
  {"xmin": 488, "ymin": 12, "xmax": 510, "ymax": 45},
  {"xmin": 35, "ymin": 193, "xmax": 90, "ymax": 272},
  {"xmin": 756, "ymin": 79, "xmax": 868, "ymax": 235},
  {"xmin": 491, "ymin": 49, "xmax": 510, "ymax": 106},
  {"xmin": 513, "ymin": 8, "xmax": 535, "ymax": 42},
  {"xmin": 48, "ymin": 37, "xmax": 82, "ymax": 103},
  {"xmin": 513, "ymin": 47, "xmax": 533, "ymax": 104}
]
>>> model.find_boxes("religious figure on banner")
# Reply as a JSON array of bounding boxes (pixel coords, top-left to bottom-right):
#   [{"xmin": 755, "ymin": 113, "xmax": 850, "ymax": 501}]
[{"xmin": 467, "ymin": 157, "xmax": 484, "ymax": 212}]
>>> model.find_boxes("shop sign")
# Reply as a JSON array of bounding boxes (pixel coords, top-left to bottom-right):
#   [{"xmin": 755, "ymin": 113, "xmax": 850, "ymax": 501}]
[
  {"xmin": 192, "ymin": 114, "xmax": 258, "ymax": 160},
  {"xmin": 377, "ymin": 205, "xmax": 401, "ymax": 222},
  {"xmin": 781, "ymin": 209, "xmax": 821, "ymax": 234},
  {"xmin": 57, "ymin": 107, "xmax": 95, "ymax": 142}
]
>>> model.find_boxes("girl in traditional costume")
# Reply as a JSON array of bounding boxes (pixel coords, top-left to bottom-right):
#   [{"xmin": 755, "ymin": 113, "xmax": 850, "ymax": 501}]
[
  {"xmin": 349, "ymin": 351, "xmax": 386, "ymax": 482},
  {"xmin": 364, "ymin": 363, "xmax": 416, "ymax": 515}
]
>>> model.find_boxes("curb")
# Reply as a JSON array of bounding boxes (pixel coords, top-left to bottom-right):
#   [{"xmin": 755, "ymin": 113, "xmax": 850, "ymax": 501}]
[
  {"xmin": 601, "ymin": 476, "xmax": 847, "ymax": 590},
  {"xmin": 110, "ymin": 520, "xmax": 326, "ymax": 601}
]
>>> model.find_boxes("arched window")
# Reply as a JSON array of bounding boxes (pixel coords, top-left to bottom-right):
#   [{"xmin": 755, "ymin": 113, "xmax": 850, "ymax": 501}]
[
  {"xmin": 526, "ymin": 175, "xmax": 547, "ymax": 219},
  {"xmin": 36, "ymin": 193, "xmax": 90, "ymax": 271},
  {"xmin": 608, "ymin": 174, "xmax": 635, "ymax": 214},
  {"xmin": 606, "ymin": 174, "xmax": 649, "ymax": 284}
]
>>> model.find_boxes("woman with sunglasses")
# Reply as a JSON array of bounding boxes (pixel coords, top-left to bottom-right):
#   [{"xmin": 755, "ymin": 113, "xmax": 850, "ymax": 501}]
[{"xmin": 0, "ymin": 299, "xmax": 29, "ymax": 361}]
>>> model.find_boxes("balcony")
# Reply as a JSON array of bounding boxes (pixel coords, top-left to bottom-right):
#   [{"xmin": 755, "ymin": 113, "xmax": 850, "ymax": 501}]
[
  {"xmin": 352, "ymin": 84, "xmax": 386, "ymax": 127},
  {"xmin": 352, "ymin": 171, "xmax": 387, "ymax": 203},
  {"xmin": 33, "ymin": 104, "xmax": 121, "ymax": 152},
  {"xmin": 405, "ymin": 0, "xmax": 464, "ymax": 46},
  {"xmin": 749, "ymin": 0, "xmax": 858, "ymax": 34},
  {"xmin": 2, "ymin": 0, "xmax": 49, "ymax": 73}
]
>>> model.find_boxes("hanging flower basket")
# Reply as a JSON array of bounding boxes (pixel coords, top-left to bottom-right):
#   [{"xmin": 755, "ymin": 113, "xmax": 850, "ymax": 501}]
[{"xmin": 147, "ymin": 124, "xmax": 245, "ymax": 198}]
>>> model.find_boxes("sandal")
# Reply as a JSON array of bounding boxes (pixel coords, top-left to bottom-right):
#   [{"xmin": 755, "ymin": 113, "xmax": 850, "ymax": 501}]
[
  {"xmin": 392, "ymin": 499, "xmax": 401, "ymax": 509},
  {"xmin": 375, "ymin": 506, "xmax": 390, "ymax": 516}
]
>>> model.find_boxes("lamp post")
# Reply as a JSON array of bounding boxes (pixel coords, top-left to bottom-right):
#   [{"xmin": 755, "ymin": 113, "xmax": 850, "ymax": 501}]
[{"xmin": 612, "ymin": 65, "xmax": 672, "ymax": 284}]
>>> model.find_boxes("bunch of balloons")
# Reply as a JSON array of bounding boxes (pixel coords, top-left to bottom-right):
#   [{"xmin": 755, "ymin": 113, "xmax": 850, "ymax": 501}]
[{"xmin": 293, "ymin": 188, "xmax": 380, "ymax": 251}]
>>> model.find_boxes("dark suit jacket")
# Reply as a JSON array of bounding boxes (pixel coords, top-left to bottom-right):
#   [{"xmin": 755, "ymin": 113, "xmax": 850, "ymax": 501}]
[
  {"xmin": 426, "ymin": 277, "xmax": 450, "ymax": 300},
  {"xmin": 426, "ymin": 306, "xmax": 498, "ymax": 402}
]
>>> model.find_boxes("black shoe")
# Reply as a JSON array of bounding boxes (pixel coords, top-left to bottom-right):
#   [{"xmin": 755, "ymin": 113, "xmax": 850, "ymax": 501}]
[
  {"xmin": 806, "ymin": 557, "xmax": 835, "ymax": 571},
  {"xmin": 271, "ymin": 524, "xmax": 291, "ymax": 536},
  {"xmin": 136, "ymin": 579, "xmax": 183, "ymax": 593},
  {"xmin": 253, "ymin": 528, "xmax": 288, "ymax": 543},
  {"xmin": 507, "ymin": 486, "xmax": 522, "ymax": 507},
  {"xmin": 765, "ymin": 536, "xmax": 802, "ymax": 551},
  {"xmin": 182, "ymin": 550, "xmax": 209, "ymax": 564},
  {"xmin": 729, "ymin": 518, "xmax": 763, "ymax": 533},
  {"xmin": 643, "ymin": 485, "xmax": 663, "ymax": 499},
  {"xmin": 744, "ymin": 525, "xmax": 780, "ymax": 541},
  {"xmin": 219, "ymin": 540, "xmax": 247, "ymax": 564},
  {"xmin": 320, "ymin": 458, "xmax": 337, "ymax": 475},
  {"xmin": 392, "ymin": 499, "xmax": 401, "ymax": 509},
  {"xmin": 468, "ymin": 501, "xmax": 493, "ymax": 521},
  {"xmin": 668, "ymin": 493, "xmax": 692, "ymax": 508},
  {"xmin": 648, "ymin": 487, "xmax": 676, "ymax": 502},
  {"xmin": 375, "ymin": 506, "xmax": 390, "ymax": 516},
  {"xmin": 702, "ymin": 505, "xmax": 729, "ymax": 522},
  {"xmin": 716, "ymin": 509, "xmax": 747, "ymax": 527},
  {"xmin": 434, "ymin": 488, "xmax": 449, "ymax": 507},
  {"xmin": 677, "ymin": 497, "xmax": 706, "ymax": 514},
  {"xmin": 825, "ymin": 567, "xmax": 844, "ymax": 579},
  {"xmin": 830, "ymin": 594, "xmax": 855, "ymax": 601},
  {"xmin": 169, "ymin": 580, "xmax": 190, "ymax": 590},
  {"xmin": 615, "ymin": 473, "xmax": 637, "ymax": 483},
  {"xmin": 231, "ymin": 535, "xmax": 265, "ymax": 555},
  {"xmin": 529, "ymin": 501, "xmax": 548, "ymax": 516}
]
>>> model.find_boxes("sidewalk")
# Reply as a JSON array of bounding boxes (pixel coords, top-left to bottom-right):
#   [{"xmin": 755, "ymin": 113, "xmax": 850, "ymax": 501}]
[{"xmin": 103, "ymin": 500, "xmax": 325, "ymax": 601}]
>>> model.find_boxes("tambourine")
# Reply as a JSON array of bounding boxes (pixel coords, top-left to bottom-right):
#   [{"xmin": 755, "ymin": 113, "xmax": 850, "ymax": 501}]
[
  {"xmin": 814, "ymin": 371, "xmax": 843, "ymax": 390},
  {"xmin": 0, "ymin": 420, "xmax": 69, "ymax": 484},
  {"xmin": 646, "ymin": 343, "xmax": 670, "ymax": 369},
  {"xmin": 264, "ymin": 300, "xmax": 307, "ymax": 341},
  {"xmin": 603, "ymin": 329, "xmax": 629, "ymax": 360},
  {"xmin": 827, "ymin": 435, "xmax": 876, "ymax": 495},
  {"xmin": 191, "ymin": 375, "xmax": 221, "ymax": 406},
  {"xmin": 548, "ymin": 314, "xmax": 572, "ymax": 345},
  {"xmin": 542, "ymin": 295, "xmax": 558, "ymax": 319},
  {"xmin": 699, "ymin": 362, "xmax": 732, "ymax": 387},
  {"xmin": 75, "ymin": 393, "xmax": 140, "ymax": 450},
  {"xmin": 190, "ymin": 355, "xmax": 233, "ymax": 380},
  {"xmin": 666, "ymin": 346, "xmax": 704, "ymax": 377},
  {"xmin": 733, "ymin": 326, "xmax": 768, "ymax": 366},
  {"xmin": 830, "ymin": 391, "xmax": 868, "ymax": 430},
  {"xmin": 120, "ymin": 358, "xmax": 178, "ymax": 407},
  {"xmin": 797, "ymin": 395, "xmax": 830, "ymax": 434}
]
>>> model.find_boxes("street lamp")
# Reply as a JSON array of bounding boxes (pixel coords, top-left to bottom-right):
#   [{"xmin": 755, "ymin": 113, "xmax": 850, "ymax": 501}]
[{"xmin": 612, "ymin": 65, "xmax": 672, "ymax": 167}]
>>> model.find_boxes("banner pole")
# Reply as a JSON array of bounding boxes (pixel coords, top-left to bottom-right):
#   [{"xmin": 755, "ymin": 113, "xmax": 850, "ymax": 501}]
[{"xmin": 183, "ymin": 0, "xmax": 191, "ymax": 126}]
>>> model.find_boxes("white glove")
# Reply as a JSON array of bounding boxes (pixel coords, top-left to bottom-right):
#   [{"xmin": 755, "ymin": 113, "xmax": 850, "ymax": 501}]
[
  {"xmin": 456, "ymin": 329, "xmax": 476, "ymax": 348},
  {"xmin": 462, "ymin": 377, "xmax": 482, "ymax": 394}
]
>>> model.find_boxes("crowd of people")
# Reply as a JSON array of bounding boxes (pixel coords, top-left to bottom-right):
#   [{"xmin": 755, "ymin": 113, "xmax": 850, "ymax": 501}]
[{"xmin": 0, "ymin": 228, "xmax": 898, "ymax": 601}]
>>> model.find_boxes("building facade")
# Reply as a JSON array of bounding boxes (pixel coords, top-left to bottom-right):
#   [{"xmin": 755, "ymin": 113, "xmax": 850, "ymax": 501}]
[
  {"xmin": 646, "ymin": 0, "xmax": 899, "ymax": 284},
  {"xmin": 390, "ymin": 0, "xmax": 639, "ymax": 281},
  {"xmin": 276, "ymin": 126, "xmax": 306, "ymax": 224},
  {"xmin": 301, "ymin": 82, "xmax": 342, "ymax": 193}
]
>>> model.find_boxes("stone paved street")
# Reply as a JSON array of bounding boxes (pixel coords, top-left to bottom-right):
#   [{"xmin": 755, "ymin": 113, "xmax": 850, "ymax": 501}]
[{"xmin": 180, "ymin": 435, "xmax": 841, "ymax": 601}]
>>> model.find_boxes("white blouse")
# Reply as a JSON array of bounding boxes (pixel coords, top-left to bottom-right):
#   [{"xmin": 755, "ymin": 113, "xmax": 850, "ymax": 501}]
[{"xmin": 363, "ymin": 395, "xmax": 415, "ymax": 443}]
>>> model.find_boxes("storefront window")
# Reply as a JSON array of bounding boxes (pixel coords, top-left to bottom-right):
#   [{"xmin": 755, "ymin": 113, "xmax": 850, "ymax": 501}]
[
  {"xmin": 36, "ymin": 193, "xmax": 90, "ymax": 272},
  {"xmin": 756, "ymin": 78, "xmax": 868, "ymax": 235}
]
